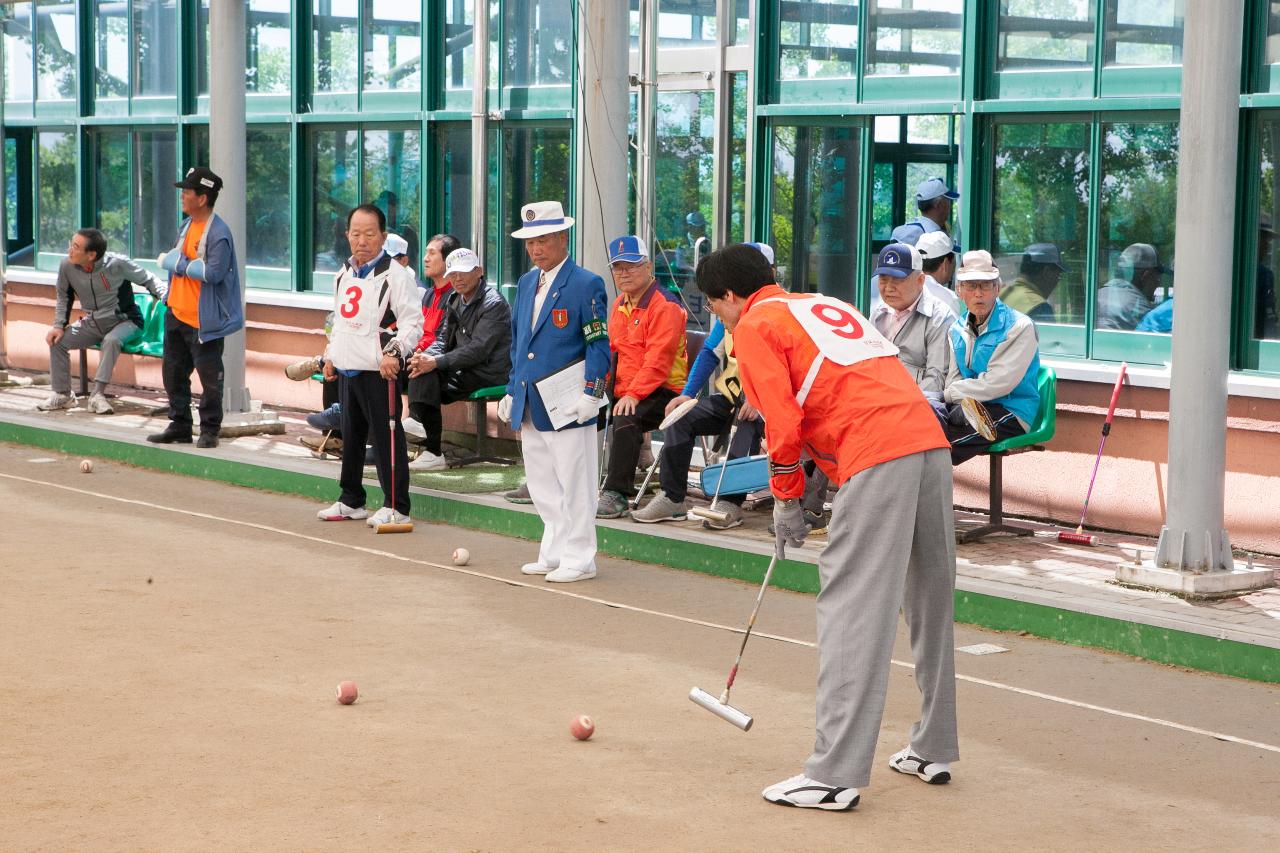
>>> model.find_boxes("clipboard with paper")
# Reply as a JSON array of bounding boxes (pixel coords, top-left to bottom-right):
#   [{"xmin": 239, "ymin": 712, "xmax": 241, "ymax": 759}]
[{"xmin": 534, "ymin": 358, "xmax": 608, "ymax": 429}]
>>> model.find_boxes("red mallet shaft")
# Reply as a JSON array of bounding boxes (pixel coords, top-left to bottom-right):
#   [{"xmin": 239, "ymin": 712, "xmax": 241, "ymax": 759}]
[{"xmin": 1075, "ymin": 363, "xmax": 1128, "ymax": 533}]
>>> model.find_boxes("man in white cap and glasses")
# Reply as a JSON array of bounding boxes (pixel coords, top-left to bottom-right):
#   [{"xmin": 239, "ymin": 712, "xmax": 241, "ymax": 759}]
[
  {"xmin": 942, "ymin": 249, "xmax": 1042, "ymax": 465},
  {"xmin": 1096, "ymin": 242, "xmax": 1169, "ymax": 330},
  {"xmin": 498, "ymin": 201, "xmax": 611, "ymax": 583},
  {"xmin": 891, "ymin": 177, "xmax": 959, "ymax": 246}
]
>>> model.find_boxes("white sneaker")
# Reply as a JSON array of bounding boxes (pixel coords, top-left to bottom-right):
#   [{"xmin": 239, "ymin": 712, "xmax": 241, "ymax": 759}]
[
  {"xmin": 888, "ymin": 747, "xmax": 952, "ymax": 784},
  {"xmin": 521, "ymin": 562, "xmax": 555, "ymax": 575},
  {"xmin": 402, "ymin": 417, "xmax": 427, "ymax": 440},
  {"xmin": 318, "ymin": 501, "xmax": 369, "ymax": 521},
  {"xmin": 762, "ymin": 774, "xmax": 860, "ymax": 811},
  {"xmin": 366, "ymin": 507, "xmax": 411, "ymax": 528},
  {"xmin": 86, "ymin": 392, "xmax": 114, "ymax": 415},
  {"xmin": 545, "ymin": 565, "xmax": 597, "ymax": 583},
  {"xmin": 408, "ymin": 450, "xmax": 447, "ymax": 471},
  {"xmin": 36, "ymin": 392, "xmax": 75, "ymax": 411}
]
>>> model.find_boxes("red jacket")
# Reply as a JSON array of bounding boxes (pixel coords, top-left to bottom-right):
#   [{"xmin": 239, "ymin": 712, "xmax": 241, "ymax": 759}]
[
  {"xmin": 414, "ymin": 281, "xmax": 454, "ymax": 352},
  {"xmin": 608, "ymin": 280, "xmax": 689, "ymax": 399},
  {"xmin": 733, "ymin": 284, "xmax": 948, "ymax": 498}
]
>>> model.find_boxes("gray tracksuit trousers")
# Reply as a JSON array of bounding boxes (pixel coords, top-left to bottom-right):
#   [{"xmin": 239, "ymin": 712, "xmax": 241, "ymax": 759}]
[
  {"xmin": 804, "ymin": 447, "xmax": 959, "ymax": 789},
  {"xmin": 50, "ymin": 317, "xmax": 139, "ymax": 395}
]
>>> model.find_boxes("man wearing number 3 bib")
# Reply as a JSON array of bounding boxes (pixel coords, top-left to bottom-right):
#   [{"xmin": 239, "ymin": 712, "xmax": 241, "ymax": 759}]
[{"xmin": 696, "ymin": 243, "xmax": 959, "ymax": 811}]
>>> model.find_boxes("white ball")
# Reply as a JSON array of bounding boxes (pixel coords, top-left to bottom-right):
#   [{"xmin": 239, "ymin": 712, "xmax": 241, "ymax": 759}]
[
  {"xmin": 452, "ymin": 547, "xmax": 470, "ymax": 566},
  {"xmin": 79, "ymin": 459, "xmax": 93, "ymax": 474}
]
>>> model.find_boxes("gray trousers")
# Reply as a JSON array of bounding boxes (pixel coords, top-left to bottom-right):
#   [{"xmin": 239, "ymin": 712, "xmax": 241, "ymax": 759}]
[
  {"xmin": 804, "ymin": 447, "xmax": 959, "ymax": 789},
  {"xmin": 50, "ymin": 317, "xmax": 139, "ymax": 395}
]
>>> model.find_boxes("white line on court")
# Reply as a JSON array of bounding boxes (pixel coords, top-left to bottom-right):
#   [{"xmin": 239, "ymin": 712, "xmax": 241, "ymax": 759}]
[{"xmin": 6, "ymin": 469, "xmax": 1279, "ymax": 757}]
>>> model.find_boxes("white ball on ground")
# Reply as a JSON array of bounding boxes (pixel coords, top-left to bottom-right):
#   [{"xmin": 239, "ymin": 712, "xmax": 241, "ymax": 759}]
[
  {"xmin": 79, "ymin": 459, "xmax": 93, "ymax": 473},
  {"xmin": 452, "ymin": 548, "xmax": 470, "ymax": 566}
]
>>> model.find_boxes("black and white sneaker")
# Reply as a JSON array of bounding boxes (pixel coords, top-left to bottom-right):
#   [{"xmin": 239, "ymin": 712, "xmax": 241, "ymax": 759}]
[
  {"xmin": 888, "ymin": 748, "xmax": 951, "ymax": 784},
  {"xmin": 762, "ymin": 774, "xmax": 859, "ymax": 811}
]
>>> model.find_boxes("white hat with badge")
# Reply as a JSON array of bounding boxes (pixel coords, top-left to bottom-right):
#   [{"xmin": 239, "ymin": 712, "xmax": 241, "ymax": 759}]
[{"xmin": 510, "ymin": 200, "xmax": 575, "ymax": 239}]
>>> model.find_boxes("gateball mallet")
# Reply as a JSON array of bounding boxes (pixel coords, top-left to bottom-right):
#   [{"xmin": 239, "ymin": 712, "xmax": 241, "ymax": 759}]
[
  {"xmin": 374, "ymin": 377, "xmax": 413, "ymax": 534},
  {"xmin": 630, "ymin": 397, "xmax": 700, "ymax": 509},
  {"xmin": 1057, "ymin": 362, "xmax": 1127, "ymax": 547}
]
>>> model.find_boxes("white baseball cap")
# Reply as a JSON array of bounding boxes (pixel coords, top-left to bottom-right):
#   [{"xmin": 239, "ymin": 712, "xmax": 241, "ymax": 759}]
[
  {"xmin": 383, "ymin": 232, "xmax": 409, "ymax": 257},
  {"xmin": 510, "ymin": 200, "xmax": 575, "ymax": 239},
  {"xmin": 443, "ymin": 247, "xmax": 480, "ymax": 278},
  {"xmin": 915, "ymin": 231, "xmax": 955, "ymax": 261},
  {"xmin": 746, "ymin": 242, "xmax": 776, "ymax": 266}
]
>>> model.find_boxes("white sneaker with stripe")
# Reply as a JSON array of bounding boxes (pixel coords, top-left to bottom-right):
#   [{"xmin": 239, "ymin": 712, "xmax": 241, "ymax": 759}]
[
  {"xmin": 761, "ymin": 774, "xmax": 859, "ymax": 811},
  {"xmin": 888, "ymin": 747, "xmax": 952, "ymax": 784}
]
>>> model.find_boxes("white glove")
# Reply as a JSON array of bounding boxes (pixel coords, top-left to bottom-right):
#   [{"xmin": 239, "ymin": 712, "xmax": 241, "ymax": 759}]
[
  {"xmin": 497, "ymin": 394, "xmax": 513, "ymax": 424},
  {"xmin": 574, "ymin": 393, "xmax": 603, "ymax": 425},
  {"xmin": 773, "ymin": 499, "xmax": 808, "ymax": 556}
]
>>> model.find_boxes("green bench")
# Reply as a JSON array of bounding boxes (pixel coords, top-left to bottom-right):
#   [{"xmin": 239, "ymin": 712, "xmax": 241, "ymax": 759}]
[
  {"xmin": 448, "ymin": 384, "xmax": 516, "ymax": 468},
  {"xmin": 957, "ymin": 366, "xmax": 1057, "ymax": 543},
  {"xmin": 77, "ymin": 292, "xmax": 167, "ymax": 396}
]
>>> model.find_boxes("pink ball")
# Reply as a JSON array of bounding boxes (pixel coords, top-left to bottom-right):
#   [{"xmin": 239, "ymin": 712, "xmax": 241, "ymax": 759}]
[
  {"xmin": 570, "ymin": 714, "xmax": 594, "ymax": 741},
  {"xmin": 336, "ymin": 681, "xmax": 359, "ymax": 705}
]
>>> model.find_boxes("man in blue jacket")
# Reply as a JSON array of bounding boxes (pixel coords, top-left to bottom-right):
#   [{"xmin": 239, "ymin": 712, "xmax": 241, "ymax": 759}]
[
  {"xmin": 498, "ymin": 201, "xmax": 611, "ymax": 583},
  {"xmin": 148, "ymin": 167, "xmax": 245, "ymax": 449}
]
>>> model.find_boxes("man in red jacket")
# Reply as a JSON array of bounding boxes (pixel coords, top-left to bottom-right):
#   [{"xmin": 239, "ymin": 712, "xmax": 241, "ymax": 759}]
[{"xmin": 695, "ymin": 243, "xmax": 959, "ymax": 812}]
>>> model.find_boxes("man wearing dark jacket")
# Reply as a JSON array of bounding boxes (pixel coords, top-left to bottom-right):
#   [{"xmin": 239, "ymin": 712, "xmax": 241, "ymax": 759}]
[
  {"xmin": 37, "ymin": 228, "xmax": 167, "ymax": 415},
  {"xmin": 406, "ymin": 247, "xmax": 513, "ymax": 470}
]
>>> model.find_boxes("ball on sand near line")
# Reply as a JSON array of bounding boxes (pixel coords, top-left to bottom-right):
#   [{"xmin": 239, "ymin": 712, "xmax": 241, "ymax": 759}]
[
  {"xmin": 570, "ymin": 714, "xmax": 595, "ymax": 741},
  {"xmin": 79, "ymin": 459, "xmax": 93, "ymax": 473},
  {"xmin": 452, "ymin": 548, "xmax": 470, "ymax": 566},
  {"xmin": 336, "ymin": 681, "xmax": 359, "ymax": 705}
]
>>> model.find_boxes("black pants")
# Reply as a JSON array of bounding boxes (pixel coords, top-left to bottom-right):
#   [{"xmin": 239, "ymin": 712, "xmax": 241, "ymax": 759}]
[
  {"xmin": 407, "ymin": 369, "xmax": 492, "ymax": 455},
  {"xmin": 339, "ymin": 371, "xmax": 410, "ymax": 514},
  {"xmin": 162, "ymin": 310, "xmax": 225, "ymax": 434},
  {"xmin": 943, "ymin": 401, "xmax": 1025, "ymax": 465},
  {"xmin": 658, "ymin": 394, "xmax": 763, "ymax": 505},
  {"xmin": 602, "ymin": 387, "xmax": 677, "ymax": 496}
]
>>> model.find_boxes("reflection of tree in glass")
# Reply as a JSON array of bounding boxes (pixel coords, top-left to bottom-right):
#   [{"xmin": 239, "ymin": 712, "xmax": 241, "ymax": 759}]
[
  {"xmin": 34, "ymin": 4, "xmax": 77, "ymax": 100},
  {"xmin": 1099, "ymin": 122, "xmax": 1179, "ymax": 277},
  {"xmin": 246, "ymin": 129, "xmax": 292, "ymax": 268},
  {"xmin": 38, "ymin": 132, "xmax": 77, "ymax": 254}
]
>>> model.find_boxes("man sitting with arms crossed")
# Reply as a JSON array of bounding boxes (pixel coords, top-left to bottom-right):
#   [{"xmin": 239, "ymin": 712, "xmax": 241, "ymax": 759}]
[
  {"xmin": 406, "ymin": 247, "xmax": 513, "ymax": 470},
  {"xmin": 869, "ymin": 242, "xmax": 956, "ymax": 402},
  {"xmin": 37, "ymin": 228, "xmax": 167, "ymax": 415},
  {"xmin": 941, "ymin": 249, "xmax": 1042, "ymax": 465},
  {"xmin": 596, "ymin": 235, "xmax": 689, "ymax": 519}
]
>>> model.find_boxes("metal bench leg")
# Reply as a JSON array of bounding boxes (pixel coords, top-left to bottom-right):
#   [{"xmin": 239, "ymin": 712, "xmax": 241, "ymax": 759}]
[
  {"xmin": 448, "ymin": 399, "xmax": 516, "ymax": 468},
  {"xmin": 78, "ymin": 349, "xmax": 89, "ymax": 397},
  {"xmin": 957, "ymin": 453, "xmax": 1034, "ymax": 543}
]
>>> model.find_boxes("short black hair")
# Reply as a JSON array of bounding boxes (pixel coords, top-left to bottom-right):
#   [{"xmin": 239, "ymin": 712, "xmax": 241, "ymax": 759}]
[
  {"xmin": 922, "ymin": 255, "xmax": 948, "ymax": 275},
  {"xmin": 199, "ymin": 188, "xmax": 220, "ymax": 209},
  {"xmin": 695, "ymin": 243, "xmax": 775, "ymax": 300},
  {"xmin": 917, "ymin": 197, "xmax": 948, "ymax": 215},
  {"xmin": 428, "ymin": 233, "xmax": 462, "ymax": 260},
  {"xmin": 347, "ymin": 203, "xmax": 387, "ymax": 231},
  {"xmin": 76, "ymin": 227, "xmax": 107, "ymax": 261}
]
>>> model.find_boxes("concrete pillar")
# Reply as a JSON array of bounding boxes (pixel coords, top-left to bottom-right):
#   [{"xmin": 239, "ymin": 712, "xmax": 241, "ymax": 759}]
[
  {"xmin": 634, "ymin": 0, "xmax": 659, "ymax": 255},
  {"xmin": 575, "ymin": 0, "xmax": 630, "ymax": 280},
  {"xmin": 209, "ymin": 0, "xmax": 250, "ymax": 413},
  {"xmin": 710, "ymin": 0, "xmax": 733, "ymax": 249},
  {"xmin": 1118, "ymin": 0, "xmax": 1271, "ymax": 597},
  {"xmin": 470, "ymin": 0, "xmax": 488, "ymax": 264}
]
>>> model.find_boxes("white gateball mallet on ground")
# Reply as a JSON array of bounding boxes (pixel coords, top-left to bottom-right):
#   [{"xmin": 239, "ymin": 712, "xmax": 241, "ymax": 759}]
[
  {"xmin": 452, "ymin": 547, "xmax": 470, "ymax": 566},
  {"xmin": 79, "ymin": 459, "xmax": 93, "ymax": 474},
  {"xmin": 570, "ymin": 714, "xmax": 595, "ymax": 741}
]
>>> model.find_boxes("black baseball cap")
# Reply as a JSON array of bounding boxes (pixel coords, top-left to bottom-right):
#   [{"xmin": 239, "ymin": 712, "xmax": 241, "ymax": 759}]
[{"xmin": 175, "ymin": 166, "xmax": 224, "ymax": 194}]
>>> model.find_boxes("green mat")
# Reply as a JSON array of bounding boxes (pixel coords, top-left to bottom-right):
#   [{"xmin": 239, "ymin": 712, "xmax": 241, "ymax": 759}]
[{"xmin": 409, "ymin": 463, "xmax": 525, "ymax": 494}]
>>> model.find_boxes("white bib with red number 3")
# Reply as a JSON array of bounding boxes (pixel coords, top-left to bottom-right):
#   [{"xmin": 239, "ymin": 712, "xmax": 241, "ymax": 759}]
[{"xmin": 334, "ymin": 269, "xmax": 387, "ymax": 338}]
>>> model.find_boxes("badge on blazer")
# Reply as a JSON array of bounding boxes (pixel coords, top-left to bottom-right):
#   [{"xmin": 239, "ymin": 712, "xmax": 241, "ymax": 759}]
[{"xmin": 552, "ymin": 308, "xmax": 569, "ymax": 329}]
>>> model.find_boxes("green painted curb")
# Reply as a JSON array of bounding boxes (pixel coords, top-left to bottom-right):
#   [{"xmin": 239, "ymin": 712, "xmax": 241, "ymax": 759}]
[{"xmin": 3, "ymin": 420, "xmax": 1275, "ymax": 684}]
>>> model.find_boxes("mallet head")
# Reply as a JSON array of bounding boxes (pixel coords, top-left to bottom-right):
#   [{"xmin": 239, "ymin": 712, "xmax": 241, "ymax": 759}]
[{"xmin": 689, "ymin": 687, "xmax": 753, "ymax": 731}]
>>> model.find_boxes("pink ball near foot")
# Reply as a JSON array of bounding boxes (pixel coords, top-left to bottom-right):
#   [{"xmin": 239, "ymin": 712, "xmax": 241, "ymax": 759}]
[
  {"xmin": 570, "ymin": 714, "xmax": 594, "ymax": 741},
  {"xmin": 336, "ymin": 681, "xmax": 359, "ymax": 705}
]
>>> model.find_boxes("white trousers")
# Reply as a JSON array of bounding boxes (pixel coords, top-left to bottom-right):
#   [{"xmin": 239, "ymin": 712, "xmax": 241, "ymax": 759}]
[{"xmin": 520, "ymin": 421, "xmax": 599, "ymax": 574}]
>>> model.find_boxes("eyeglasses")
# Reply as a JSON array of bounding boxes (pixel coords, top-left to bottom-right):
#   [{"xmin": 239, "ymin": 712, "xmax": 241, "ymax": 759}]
[
  {"xmin": 611, "ymin": 262, "xmax": 649, "ymax": 276},
  {"xmin": 957, "ymin": 280, "xmax": 998, "ymax": 292}
]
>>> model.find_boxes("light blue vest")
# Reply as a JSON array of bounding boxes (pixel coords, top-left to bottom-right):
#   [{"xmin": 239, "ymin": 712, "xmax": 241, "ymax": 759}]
[{"xmin": 949, "ymin": 299, "xmax": 1040, "ymax": 427}]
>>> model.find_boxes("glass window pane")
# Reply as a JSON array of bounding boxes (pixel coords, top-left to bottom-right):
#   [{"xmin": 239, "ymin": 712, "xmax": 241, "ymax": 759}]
[
  {"xmin": 94, "ymin": 0, "xmax": 128, "ymax": 98},
  {"xmin": 1255, "ymin": 117, "xmax": 1280, "ymax": 340},
  {"xmin": 4, "ymin": 3, "xmax": 35, "ymax": 102},
  {"xmin": 729, "ymin": 72, "xmax": 748, "ymax": 244},
  {"xmin": 38, "ymin": 131, "xmax": 76, "ymax": 256},
  {"xmin": 503, "ymin": 1, "xmax": 573, "ymax": 92},
  {"xmin": 500, "ymin": 124, "xmax": 571, "ymax": 286},
  {"xmin": 1269, "ymin": 2, "xmax": 1280, "ymax": 66},
  {"xmin": 654, "ymin": 90, "xmax": 714, "ymax": 322},
  {"xmin": 769, "ymin": 124, "xmax": 861, "ymax": 302},
  {"xmin": 5, "ymin": 139, "xmax": 17, "ymax": 243},
  {"xmin": 199, "ymin": 0, "xmax": 293, "ymax": 96},
  {"xmin": 1095, "ymin": 121, "xmax": 1178, "ymax": 333},
  {"xmin": 312, "ymin": 127, "xmax": 359, "ymax": 273},
  {"xmin": 997, "ymin": 0, "xmax": 1095, "ymax": 71},
  {"xmin": 866, "ymin": 0, "xmax": 963, "ymax": 77},
  {"xmin": 314, "ymin": 0, "xmax": 359, "ymax": 94},
  {"xmin": 35, "ymin": 0, "xmax": 76, "ymax": 101},
  {"xmin": 366, "ymin": 0, "xmax": 421, "ymax": 91},
  {"xmin": 778, "ymin": 0, "xmax": 858, "ymax": 81},
  {"xmin": 134, "ymin": 0, "xmax": 178, "ymax": 96},
  {"xmin": 435, "ymin": 122, "xmax": 474, "ymax": 249},
  {"xmin": 991, "ymin": 121, "xmax": 1090, "ymax": 328},
  {"xmin": 1104, "ymin": 0, "xmax": 1184, "ymax": 67},
  {"xmin": 656, "ymin": 0, "xmax": 717, "ymax": 47},
  {"xmin": 247, "ymin": 127, "xmax": 292, "ymax": 267},
  {"xmin": 95, "ymin": 130, "xmax": 130, "ymax": 251},
  {"xmin": 133, "ymin": 130, "xmax": 178, "ymax": 259},
  {"xmin": 443, "ymin": 0, "xmax": 474, "ymax": 99},
  {"xmin": 363, "ymin": 128, "xmax": 421, "ymax": 270}
]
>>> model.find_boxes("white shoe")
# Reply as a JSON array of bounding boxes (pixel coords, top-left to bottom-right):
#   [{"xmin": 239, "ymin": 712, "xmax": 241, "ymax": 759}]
[
  {"xmin": 545, "ymin": 565, "xmax": 597, "ymax": 583},
  {"xmin": 367, "ymin": 506, "xmax": 411, "ymax": 528},
  {"xmin": 36, "ymin": 392, "xmax": 75, "ymax": 411},
  {"xmin": 408, "ymin": 450, "xmax": 447, "ymax": 471},
  {"xmin": 521, "ymin": 562, "xmax": 555, "ymax": 575},
  {"xmin": 402, "ymin": 417, "xmax": 427, "ymax": 440},
  {"xmin": 318, "ymin": 501, "xmax": 369, "ymax": 521},
  {"xmin": 762, "ymin": 774, "xmax": 860, "ymax": 810},
  {"xmin": 86, "ymin": 392, "xmax": 114, "ymax": 415},
  {"xmin": 888, "ymin": 748, "xmax": 952, "ymax": 784}
]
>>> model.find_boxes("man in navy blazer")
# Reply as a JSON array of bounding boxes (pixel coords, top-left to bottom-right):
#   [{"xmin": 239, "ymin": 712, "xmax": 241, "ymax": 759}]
[{"xmin": 497, "ymin": 200, "xmax": 611, "ymax": 583}]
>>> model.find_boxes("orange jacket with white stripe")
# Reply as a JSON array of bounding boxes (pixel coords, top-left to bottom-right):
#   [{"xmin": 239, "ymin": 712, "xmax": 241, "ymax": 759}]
[
  {"xmin": 608, "ymin": 280, "xmax": 689, "ymax": 399},
  {"xmin": 732, "ymin": 284, "xmax": 948, "ymax": 499}
]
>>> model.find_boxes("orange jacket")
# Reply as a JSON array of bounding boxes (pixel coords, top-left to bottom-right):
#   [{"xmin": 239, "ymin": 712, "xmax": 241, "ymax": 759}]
[
  {"xmin": 733, "ymin": 284, "xmax": 948, "ymax": 499},
  {"xmin": 609, "ymin": 280, "xmax": 688, "ymax": 399}
]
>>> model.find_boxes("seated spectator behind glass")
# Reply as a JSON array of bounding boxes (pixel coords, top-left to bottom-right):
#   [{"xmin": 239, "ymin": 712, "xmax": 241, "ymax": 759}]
[
  {"xmin": 1001, "ymin": 243, "xmax": 1066, "ymax": 323},
  {"xmin": 1257, "ymin": 221, "xmax": 1277, "ymax": 339},
  {"xmin": 915, "ymin": 231, "xmax": 964, "ymax": 317},
  {"xmin": 406, "ymin": 248, "xmax": 513, "ymax": 471},
  {"xmin": 1096, "ymin": 243, "xmax": 1169, "ymax": 330},
  {"xmin": 891, "ymin": 177, "xmax": 958, "ymax": 245},
  {"xmin": 597, "ymin": 236, "xmax": 690, "ymax": 519},
  {"xmin": 941, "ymin": 250, "xmax": 1042, "ymax": 465},
  {"xmin": 870, "ymin": 242, "xmax": 956, "ymax": 400},
  {"xmin": 1136, "ymin": 296, "xmax": 1174, "ymax": 333}
]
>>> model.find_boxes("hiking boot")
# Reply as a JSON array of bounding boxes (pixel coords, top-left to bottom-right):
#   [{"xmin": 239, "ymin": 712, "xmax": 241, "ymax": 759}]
[
  {"xmin": 284, "ymin": 355, "xmax": 324, "ymax": 381},
  {"xmin": 306, "ymin": 403, "xmax": 342, "ymax": 432},
  {"xmin": 701, "ymin": 502, "xmax": 745, "ymax": 530},
  {"xmin": 86, "ymin": 392, "xmax": 114, "ymax": 415},
  {"xmin": 36, "ymin": 392, "xmax": 75, "ymax": 411},
  {"xmin": 960, "ymin": 397, "xmax": 997, "ymax": 442},
  {"xmin": 317, "ymin": 501, "xmax": 369, "ymax": 521},
  {"xmin": 504, "ymin": 482, "xmax": 532, "ymax": 504},
  {"xmin": 147, "ymin": 424, "xmax": 193, "ymax": 444},
  {"xmin": 888, "ymin": 748, "xmax": 952, "ymax": 784},
  {"xmin": 596, "ymin": 490, "xmax": 628, "ymax": 519},
  {"xmin": 408, "ymin": 450, "xmax": 448, "ymax": 471},
  {"xmin": 196, "ymin": 431, "xmax": 219, "ymax": 449},
  {"xmin": 762, "ymin": 774, "xmax": 860, "ymax": 811},
  {"xmin": 630, "ymin": 493, "xmax": 688, "ymax": 524}
]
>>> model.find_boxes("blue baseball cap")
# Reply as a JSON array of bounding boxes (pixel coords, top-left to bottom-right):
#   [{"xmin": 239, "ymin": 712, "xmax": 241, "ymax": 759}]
[
  {"xmin": 874, "ymin": 242, "xmax": 923, "ymax": 279},
  {"xmin": 746, "ymin": 242, "xmax": 775, "ymax": 266},
  {"xmin": 686, "ymin": 211, "xmax": 707, "ymax": 229},
  {"xmin": 608, "ymin": 235, "xmax": 650, "ymax": 264},
  {"xmin": 915, "ymin": 177, "xmax": 960, "ymax": 202}
]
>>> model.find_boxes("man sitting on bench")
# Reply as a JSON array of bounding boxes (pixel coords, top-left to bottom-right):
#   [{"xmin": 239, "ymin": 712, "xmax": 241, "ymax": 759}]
[
  {"xmin": 941, "ymin": 249, "xmax": 1042, "ymax": 465},
  {"xmin": 37, "ymin": 228, "xmax": 167, "ymax": 415},
  {"xmin": 406, "ymin": 248, "xmax": 513, "ymax": 470}
]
